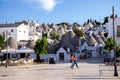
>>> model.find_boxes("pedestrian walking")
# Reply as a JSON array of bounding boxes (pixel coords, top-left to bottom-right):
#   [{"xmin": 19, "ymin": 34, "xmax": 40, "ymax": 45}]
[{"xmin": 70, "ymin": 53, "xmax": 79, "ymax": 69}]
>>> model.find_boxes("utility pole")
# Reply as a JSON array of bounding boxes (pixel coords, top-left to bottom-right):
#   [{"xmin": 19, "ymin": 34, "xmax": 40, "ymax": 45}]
[
  {"xmin": 112, "ymin": 6, "xmax": 118, "ymax": 77},
  {"xmin": 5, "ymin": 30, "xmax": 8, "ymax": 68}
]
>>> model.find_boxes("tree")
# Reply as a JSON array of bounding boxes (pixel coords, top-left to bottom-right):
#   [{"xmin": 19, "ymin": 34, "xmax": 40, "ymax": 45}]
[
  {"xmin": 57, "ymin": 22, "xmax": 70, "ymax": 26},
  {"xmin": 34, "ymin": 37, "xmax": 49, "ymax": 62},
  {"xmin": 104, "ymin": 37, "xmax": 116, "ymax": 52},
  {"xmin": 103, "ymin": 17, "xmax": 109, "ymax": 24},
  {"xmin": 73, "ymin": 28, "xmax": 84, "ymax": 37},
  {"xmin": 50, "ymin": 31, "xmax": 60, "ymax": 40},
  {"xmin": 73, "ymin": 22, "xmax": 81, "ymax": 27},
  {"xmin": 94, "ymin": 20, "xmax": 101, "ymax": 26},
  {"xmin": 87, "ymin": 19, "xmax": 90, "ymax": 24},
  {"xmin": 116, "ymin": 47, "xmax": 120, "ymax": 57},
  {"xmin": 0, "ymin": 34, "xmax": 5, "ymax": 50},
  {"xmin": 104, "ymin": 37, "xmax": 120, "ymax": 57}
]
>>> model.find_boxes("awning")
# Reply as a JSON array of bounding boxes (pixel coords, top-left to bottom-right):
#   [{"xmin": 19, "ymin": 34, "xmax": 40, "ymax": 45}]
[{"xmin": 1, "ymin": 48, "xmax": 35, "ymax": 53}]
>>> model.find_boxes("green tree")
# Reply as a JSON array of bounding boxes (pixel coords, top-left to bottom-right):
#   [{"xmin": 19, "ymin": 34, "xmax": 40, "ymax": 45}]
[
  {"xmin": 34, "ymin": 37, "xmax": 49, "ymax": 62},
  {"xmin": 57, "ymin": 22, "xmax": 70, "ymax": 26},
  {"xmin": 0, "ymin": 34, "xmax": 5, "ymax": 50},
  {"xmin": 73, "ymin": 28, "xmax": 84, "ymax": 37},
  {"xmin": 50, "ymin": 31, "xmax": 60, "ymax": 40},
  {"xmin": 116, "ymin": 46, "xmax": 120, "ymax": 57},
  {"xmin": 104, "ymin": 37, "xmax": 116, "ymax": 51},
  {"xmin": 104, "ymin": 37, "xmax": 120, "ymax": 57},
  {"xmin": 95, "ymin": 20, "xmax": 101, "ymax": 25},
  {"xmin": 103, "ymin": 17, "xmax": 109, "ymax": 24},
  {"xmin": 73, "ymin": 22, "xmax": 81, "ymax": 27}
]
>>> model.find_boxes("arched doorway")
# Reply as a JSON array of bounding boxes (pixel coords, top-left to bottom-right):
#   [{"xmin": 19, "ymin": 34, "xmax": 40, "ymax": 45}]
[{"xmin": 59, "ymin": 53, "xmax": 64, "ymax": 61}]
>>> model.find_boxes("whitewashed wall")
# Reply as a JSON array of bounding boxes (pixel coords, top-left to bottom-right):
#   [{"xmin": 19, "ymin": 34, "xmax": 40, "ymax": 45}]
[
  {"xmin": 79, "ymin": 42, "xmax": 98, "ymax": 57},
  {"xmin": 106, "ymin": 17, "xmax": 120, "ymax": 45},
  {"xmin": 17, "ymin": 24, "xmax": 29, "ymax": 41},
  {"xmin": 0, "ymin": 23, "xmax": 29, "ymax": 42},
  {"xmin": 42, "ymin": 47, "xmax": 71, "ymax": 62},
  {"xmin": 0, "ymin": 26, "xmax": 17, "ymax": 40}
]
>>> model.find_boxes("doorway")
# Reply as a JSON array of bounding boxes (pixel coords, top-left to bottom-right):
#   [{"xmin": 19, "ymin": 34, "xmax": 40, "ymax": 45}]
[
  {"xmin": 20, "ymin": 53, "xmax": 26, "ymax": 58},
  {"xmin": 59, "ymin": 53, "xmax": 64, "ymax": 61}
]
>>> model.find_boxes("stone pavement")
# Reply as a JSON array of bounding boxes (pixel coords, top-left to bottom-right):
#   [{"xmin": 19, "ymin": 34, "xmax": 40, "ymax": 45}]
[{"xmin": 0, "ymin": 58, "xmax": 120, "ymax": 80}]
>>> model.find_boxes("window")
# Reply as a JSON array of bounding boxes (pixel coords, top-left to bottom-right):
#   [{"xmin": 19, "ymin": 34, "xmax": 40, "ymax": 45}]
[
  {"xmin": 24, "ymin": 31, "xmax": 26, "ymax": 33},
  {"xmin": 117, "ymin": 26, "xmax": 120, "ymax": 37},
  {"xmin": 11, "ymin": 29, "xmax": 13, "ymax": 32},
  {"xmin": 12, "ymin": 54, "xmax": 18, "ymax": 58}
]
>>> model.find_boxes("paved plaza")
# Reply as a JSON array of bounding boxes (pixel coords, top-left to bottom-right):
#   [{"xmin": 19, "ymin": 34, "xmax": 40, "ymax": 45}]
[{"xmin": 0, "ymin": 58, "xmax": 120, "ymax": 80}]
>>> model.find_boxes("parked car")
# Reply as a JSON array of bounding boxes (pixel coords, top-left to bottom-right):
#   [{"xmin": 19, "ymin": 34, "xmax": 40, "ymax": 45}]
[{"xmin": 49, "ymin": 57, "xmax": 55, "ymax": 64}]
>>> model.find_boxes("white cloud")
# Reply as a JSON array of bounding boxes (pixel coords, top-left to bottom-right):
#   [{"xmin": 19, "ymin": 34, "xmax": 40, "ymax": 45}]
[
  {"xmin": 36, "ymin": 0, "xmax": 56, "ymax": 11},
  {"xmin": 24, "ymin": 0, "xmax": 62, "ymax": 11}
]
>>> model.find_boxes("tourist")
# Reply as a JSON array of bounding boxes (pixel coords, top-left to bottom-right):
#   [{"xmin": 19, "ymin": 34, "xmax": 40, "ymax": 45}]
[{"xmin": 70, "ymin": 53, "xmax": 79, "ymax": 69}]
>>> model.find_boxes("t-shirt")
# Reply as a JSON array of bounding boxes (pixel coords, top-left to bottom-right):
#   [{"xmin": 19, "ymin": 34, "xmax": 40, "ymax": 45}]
[{"xmin": 71, "ymin": 55, "xmax": 77, "ymax": 60}]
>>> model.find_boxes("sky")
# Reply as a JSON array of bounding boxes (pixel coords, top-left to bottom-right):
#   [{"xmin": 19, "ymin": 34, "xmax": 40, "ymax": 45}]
[{"xmin": 0, "ymin": 0, "xmax": 120, "ymax": 25}]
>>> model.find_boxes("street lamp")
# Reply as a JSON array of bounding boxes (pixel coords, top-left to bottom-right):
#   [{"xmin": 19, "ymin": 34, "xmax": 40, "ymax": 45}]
[
  {"xmin": 112, "ymin": 6, "xmax": 118, "ymax": 76},
  {"xmin": 5, "ymin": 30, "xmax": 10, "ymax": 68}
]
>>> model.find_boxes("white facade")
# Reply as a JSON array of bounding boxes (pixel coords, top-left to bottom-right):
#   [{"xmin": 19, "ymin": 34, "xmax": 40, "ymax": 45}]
[
  {"xmin": 17, "ymin": 24, "xmax": 29, "ymax": 41},
  {"xmin": 79, "ymin": 42, "xmax": 99, "ymax": 57},
  {"xmin": 56, "ymin": 47, "xmax": 70, "ymax": 62},
  {"xmin": 105, "ymin": 17, "xmax": 120, "ymax": 45},
  {"xmin": 0, "ymin": 25, "xmax": 17, "ymax": 40},
  {"xmin": 1, "ymin": 48, "xmax": 35, "ymax": 59},
  {"xmin": 0, "ymin": 23, "xmax": 29, "ymax": 42},
  {"xmin": 42, "ymin": 47, "xmax": 71, "ymax": 62}
]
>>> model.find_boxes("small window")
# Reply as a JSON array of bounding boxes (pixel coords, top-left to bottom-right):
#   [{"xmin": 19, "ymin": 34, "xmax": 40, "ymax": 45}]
[
  {"xmin": 117, "ymin": 26, "xmax": 120, "ymax": 37},
  {"xmin": 19, "ymin": 30, "xmax": 21, "ymax": 32},
  {"xmin": 12, "ymin": 54, "xmax": 18, "ymax": 58},
  {"xmin": 24, "ymin": 31, "xmax": 26, "ymax": 33},
  {"xmin": 11, "ymin": 29, "xmax": 13, "ymax": 32}
]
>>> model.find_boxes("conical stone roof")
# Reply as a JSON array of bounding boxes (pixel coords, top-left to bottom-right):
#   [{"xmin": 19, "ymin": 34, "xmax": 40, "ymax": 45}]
[
  {"xmin": 7, "ymin": 37, "xmax": 18, "ymax": 49},
  {"xmin": 61, "ymin": 40, "xmax": 74, "ymax": 50},
  {"xmin": 60, "ymin": 31, "xmax": 79, "ymax": 50},
  {"xmin": 86, "ymin": 35, "xmax": 98, "ymax": 46},
  {"xmin": 98, "ymin": 32, "xmax": 107, "ymax": 42},
  {"xmin": 99, "ymin": 32, "xmax": 104, "ymax": 37},
  {"xmin": 96, "ymin": 37, "xmax": 105, "ymax": 44},
  {"xmin": 84, "ymin": 22, "xmax": 93, "ymax": 31},
  {"xmin": 93, "ymin": 33, "xmax": 105, "ymax": 44},
  {"xmin": 60, "ymin": 31, "xmax": 78, "ymax": 50},
  {"xmin": 63, "ymin": 31, "xmax": 75, "ymax": 41}
]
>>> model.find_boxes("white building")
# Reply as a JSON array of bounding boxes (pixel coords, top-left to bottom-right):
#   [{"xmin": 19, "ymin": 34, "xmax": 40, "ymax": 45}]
[
  {"xmin": 56, "ymin": 47, "xmax": 70, "ymax": 62},
  {"xmin": 41, "ymin": 47, "xmax": 75, "ymax": 62},
  {"xmin": 29, "ymin": 32, "xmax": 42, "ymax": 42},
  {"xmin": 105, "ymin": 17, "xmax": 120, "ymax": 45},
  {"xmin": 1, "ymin": 47, "xmax": 35, "ymax": 59},
  {"xmin": 0, "ymin": 23, "xmax": 29, "ymax": 42}
]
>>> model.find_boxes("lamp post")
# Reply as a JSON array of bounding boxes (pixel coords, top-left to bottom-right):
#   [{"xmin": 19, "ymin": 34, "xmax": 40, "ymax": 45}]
[
  {"xmin": 112, "ymin": 6, "xmax": 118, "ymax": 76},
  {"xmin": 5, "ymin": 30, "xmax": 8, "ymax": 68}
]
